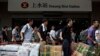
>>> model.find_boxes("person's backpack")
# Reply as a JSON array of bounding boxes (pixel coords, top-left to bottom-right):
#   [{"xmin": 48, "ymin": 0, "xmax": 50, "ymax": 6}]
[{"xmin": 80, "ymin": 29, "xmax": 88, "ymax": 43}]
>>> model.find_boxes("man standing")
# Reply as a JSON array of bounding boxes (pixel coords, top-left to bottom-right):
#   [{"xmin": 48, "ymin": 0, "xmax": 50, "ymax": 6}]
[
  {"xmin": 38, "ymin": 19, "xmax": 48, "ymax": 42},
  {"xmin": 87, "ymin": 20, "xmax": 99, "ymax": 47},
  {"xmin": 49, "ymin": 26, "xmax": 56, "ymax": 41},
  {"xmin": 20, "ymin": 19, "xmax": 33, "ymax": 43},
  {"xmin": 1, "ymin": 26, "xmax": 10, "ymax": 42},
  {"xmin": 61, "ymin": 19, "xmax": 73, "ymax": 56},
  {"xmin": 12, "ymin": 25, "xmax": 20, "ymax": 42}
]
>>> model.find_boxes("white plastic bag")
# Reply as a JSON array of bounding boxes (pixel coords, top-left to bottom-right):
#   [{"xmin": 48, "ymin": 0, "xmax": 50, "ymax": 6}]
[
  {"xmin": 0, "ymin": 44, "xmax": 21, "ymax": 51},
  {"xmin": 30, "ymin": 43, "xmax": 40, "ymax": 56},
  {"xmin": 21, "ymin": 43, "xmax": 41, "ymax": 56},
  {"xmin": 0, "ymin": 51, "xmax": 17, "ymax": 56},
  {"xmin": 17, "ymin": 46, "xmax": 30, "ymax": 56}
]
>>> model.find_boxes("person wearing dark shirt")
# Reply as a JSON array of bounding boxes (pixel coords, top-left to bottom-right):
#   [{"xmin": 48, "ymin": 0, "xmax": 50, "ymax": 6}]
[
  {"xmin": 60, "ymin": 19, "xmax": 73, "ymax": 56},
  {"xmin": 38, "ymin": 19, "xmax": 48, "ymax": 41},
  {"xmin": 1, "ymin": 26, "xmax": 9, "ymax": 42}
]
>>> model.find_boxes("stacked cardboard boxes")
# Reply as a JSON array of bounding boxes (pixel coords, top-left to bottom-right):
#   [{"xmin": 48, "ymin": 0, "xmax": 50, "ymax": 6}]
[
  {"xmin": 40, "ymin": 45, "xmax": 62, "ymax": 56},
  {"xmin": 72, "ymin": 43, "xmax": 95, "ymax": 56}
]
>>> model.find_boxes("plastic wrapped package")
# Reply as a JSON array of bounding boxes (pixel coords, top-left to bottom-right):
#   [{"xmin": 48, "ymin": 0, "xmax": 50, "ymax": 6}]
[
  {"xmin": 0, "ymin": 44, "xmax": 21, "ymax": 56},
  {"xmin": 0, "ymin": 44, "xmax": 21, "ymax": 51},
  {"xmin": 21, "ymin": 43, "xmax": 41, "ymax": 56},
  {"xmin": 0, "ymin": 51, "xmax": 17, "ymax": 56},
  {"xmin": 71, "ymin": 42, "xmax": 78, "ymax": 52},
  {"xmin": 40, "ymin": 45, "xmax": 62, "ymax": 56},
  {"xmin": 40, "ymin": 45, "xmax": 51, "ymax": 56},
  {"xmin": 51, "ymin": 45, "xmax": 62, "ymax": 56},
  {"xmin": 30, "ymin": 43, "xmax": 40, "ymax": 56},
  {"xmin": 72, "ymin": 43, "xmax": 95, "ymax": 56},
  {"xmin": 17, "ymin": 46, "xmax": 30, "ymax": 56}
]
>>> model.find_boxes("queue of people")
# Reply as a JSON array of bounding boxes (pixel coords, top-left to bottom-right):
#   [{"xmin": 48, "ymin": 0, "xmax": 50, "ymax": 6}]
[{"xmin": 0, "ymin": 18, "xmax": 100, "ymax": 56}]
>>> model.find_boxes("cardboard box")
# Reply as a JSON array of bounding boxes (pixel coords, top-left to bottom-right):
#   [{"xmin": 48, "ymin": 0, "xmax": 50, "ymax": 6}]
[
  {"xmin": 73, "ymin": 42, "xmax": 95, "ymax": 56},
  {"xmin": 40, "ymin": 45, "xmax": 51, "ymax": 56},
  {"xmin": 40, "ymin": 45, "xmax": 62, "ymax": 56}
]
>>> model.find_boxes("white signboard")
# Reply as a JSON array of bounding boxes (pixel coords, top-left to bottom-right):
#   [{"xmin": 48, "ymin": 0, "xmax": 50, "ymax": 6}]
[{"xmin": 8, "ymin": 0, "xmax": 92, "ymax": 11}]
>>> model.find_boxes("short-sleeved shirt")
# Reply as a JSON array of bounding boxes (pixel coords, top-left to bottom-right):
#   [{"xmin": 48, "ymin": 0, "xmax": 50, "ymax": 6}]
[
  {"xmin": 12, "ymin": 28, "xmax": 19, "ymax": 38},
  {"xmin": 87, "ymin": 26, "xmax": 96, "ymax": 41},
  {"xmin": 38, "ymin": 24, "xmax": 47, "ymax": 41},
  {"xmin": 21, "ymin": 24, "xmax": 33, "ymax": 42},
  {"xmin": 49, "ymin": 30, "xmax": 56, "ymax": 38},
  {"xmin": 87, "ymin": 26, "xmax": 96, "ymax": 46}
]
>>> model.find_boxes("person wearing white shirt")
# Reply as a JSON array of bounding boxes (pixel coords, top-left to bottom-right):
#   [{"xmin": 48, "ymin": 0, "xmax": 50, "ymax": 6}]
[
  {"xmin": 95, "ymin": 25, "xmax": 100, "ymax": 43},
  {"xmin": 49, "ymin": 26, "xmax": 56, "ymax": 40},
  {"xmin": 12, "ymin": 25, "xmax": 20, "ymax": 42},
  {"xmin": 49, "ymin": 26, "xmax": 56, "ymax": 44},
  {"xmin": 20, "ymin": 19, "xmax": 33, "ymax": 43}
]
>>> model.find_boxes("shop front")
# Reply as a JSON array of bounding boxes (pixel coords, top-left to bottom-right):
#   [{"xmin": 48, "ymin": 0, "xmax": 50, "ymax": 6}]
[{"xmin": 8, "ymin": 0, "xmax": 92, "ymax": 31}]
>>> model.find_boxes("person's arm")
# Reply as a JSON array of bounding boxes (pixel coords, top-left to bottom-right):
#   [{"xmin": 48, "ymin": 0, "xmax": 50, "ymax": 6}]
[
  {"xmin": 12, "ymin": 29, "xmax": 16, "ymax": 41},
  {"xmin": 12, "ymin": 35, "xmax": 16, "ymax": 41},
  {"xmin": 37, "ymin": 32, "xmax": 43, "ymax": 41},
  {"xmin": 87, "ymin": 35, "xmax": 94, "ymax": 42},
  {"xmin": 49, "ymin": 31, "xmax": 54, "ymax": 41},
  {"xmin": 38, "ymin": 26, "xmax": 44, "ymax": 40},
  {"xmin": 53, "ymin": 31, "xmax": 56, "ymax": 39},
  {"xmin": 87, "ymin": 35, "xmax": 96, "ymax": 44},
  {"xmin": 20, "ymin": 32, "xmax": 24, "ymax": 40},
  {"xmin": 50, "ymin": 36, "xmax": 54, "ymax": 41},
  {"xmin": 20, "ymin": 25, "xmax": 26, "ymax": 40},
  {"xmin": 59, "ymin": 32, "xmax": 63, "ymax": 40},
  {"xmin": 87, "ymin": 29, "xmax": 95, "ymax": 43}
]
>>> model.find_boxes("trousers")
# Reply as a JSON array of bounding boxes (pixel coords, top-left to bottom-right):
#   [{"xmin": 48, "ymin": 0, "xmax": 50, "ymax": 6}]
[{"xmin": 63, "ymin": 39, "xmax": 71, "ymax": 56}]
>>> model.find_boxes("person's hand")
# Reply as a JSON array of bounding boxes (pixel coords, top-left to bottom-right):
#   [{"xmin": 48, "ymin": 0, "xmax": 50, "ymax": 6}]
[
  {"xmin": 40, "ymin": 38, "xmax": 43, "ymax": 42},
  {"xmin": 12, "ymin": 38, "xmax": 16, "ymax": 42},
  {"xmin": 21, "ymin": 38, "xmax": 23, "ymax": 41},
  {"xmin": 60, "ymin": 37, "xmax": 63, "ymax": 40},
  {"xmin": 93, "ymin": 41, "xmax": 97, "ymax": 44}
]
